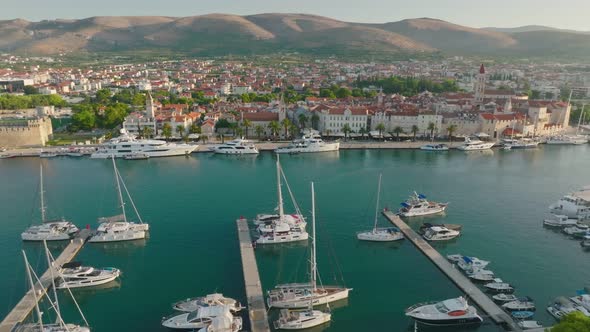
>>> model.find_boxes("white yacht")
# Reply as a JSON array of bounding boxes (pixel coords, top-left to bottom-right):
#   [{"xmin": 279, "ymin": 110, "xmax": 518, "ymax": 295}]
[
  {"xmin": 212, "ymin": 139, "xmax": 258, "ymax": 155},
  {"xmin": 253, "ymin": 213, "xmax": 304, "ymax": 226},
  {"xmin": 196, "ymin": 312, "xmax": 242, "ymax": 332},
  {"xmin": 484, "ymin": 279, "xmax": 514, "ymax": 293},
  {"xmin": 549, "ymin": 188, "xmax": 590, "ymax": 220},
  {"xmin": 91, "ymin": 128, "xmax": 196, "ymax": 158},
  {"xmin": 504, "ymin": 138, "xmax": 540, "ymax": 149},
  {"xmin": 56, "ymin": 262, "xmax": 120, "ymax": 289},
  {"xmin": 518, "ymin": 321, "xmax": 543, "ymax": 330},
  {"xmin": 22, "ymin": 166, "xmax": 79, "ymax": 241},
  {"xmin": 563, "ymin": 224, "xmax": 589, "ymax": 237},
  {"xmin": 456, "ymin": 137, "xmax": 495, "ymax": 151},
  {"xmin": 547, "ymin": 297, "xmax": 582, "ymax": 320},
  {"xmin": 455, "ymin": 256, "xmax": 490, "ymax": 272},
  {"xmin": 89, "ymin": 157, "xmax": 149, "ymax": 243},
  {"xmin": 423, "ymin": 226, "xmax": 460, "ymax": 241},
  {"xmin": 543, "ymin": 214, "xmax": 578, "ymax": 227},
  {"xmin": 405, "ymin": 297, "xmax": 483, "ymax": 326},
  {"xmin": 357, "ymin": 174, "xmax": 403, "ymax": 242},
  {"xmin": 162, "ymin": 305, "xmax": 239, "ymax": 330},
  {"xmin": 546, "ymin": 135, "xmax": 588, "ymax": 145},
  {"xmin": 420, "ymin": 144, "xmax": 449, "ymax": 151},
  {"xmin": 467, "ymin": 269, "xmax": 495, "ymax": 282},
  {"xmin": 492, "ymin": 294, "xmax": 518, "ymax": 303},
  {"xmin": 173, "ymin": 293, "xmax": 243, "ymax": 313},
  {"xmin": 267, "ymin": 183, "xmax": 351, "ymax": 309},
  {"xmin": 273, "ymin": 308, "xmax": 331, "ymax": 330},
  {"xmin": 502, "ymin": 297, "xmax": 536, "ymax": 312},
  {"xmin": 275, "ymin": 135, "xmax": 339, "ymax": 154},
  {"xmin": 398, "ymin": 192, "xmax": 448, "ymax": 217}
]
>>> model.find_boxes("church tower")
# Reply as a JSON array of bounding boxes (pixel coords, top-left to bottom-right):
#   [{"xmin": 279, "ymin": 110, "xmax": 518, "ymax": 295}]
[
  {"xmin": 377, "ymin": 87, "xmax": 384, "ymax": 107},
  {"xmin": 474, "ymin": 64, "xmax": 486, "ymax": 105},
  {"xmin": 146, "ymin": 92, "xmax": 155, "ymax": 119}
]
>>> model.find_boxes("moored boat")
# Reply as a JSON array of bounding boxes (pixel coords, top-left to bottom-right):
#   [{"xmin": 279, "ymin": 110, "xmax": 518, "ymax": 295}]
[
  {"xmin": 173, "ymin": 293, "xmax": 243, "ymax": 313},
  {"xmin": 420, "ymin": 144, "xmax": 449, "ymax": 151},
  {"xmin": 484, "ymin": 279, "xmax": 514, "ymax": 293},
  {"xmin": 212, "ymin": 139, "xmax": 258, "ymax": 155},
  {"xmin": 543, "ymin": 214, "xmax": 578, "ymax": 227},
  {"xmin": 492, "ymin": 294, "xmax": 518, "ymax": 303},
  {"xmin": 456, "ymin": 137, "xmax": 495, "ymax": 151},
  {"xmin": 57, "ymin": 262, "xmax": 121, "ymax": 289},
  {"xmin": 423, "ymin": 226, "xmax": 460, "ymax": 241},
  {"xmin": 357, "ymin": 174, "xmax": 404, "ymax": 242},
  {"xmin": 405, "ymin": 297, "xmax": 483, "ymax": 326},
  {"xmin": 517, "ymin": 320, "xmax": 543, "ymax": 330},
  {"xmin": 273, "ymin": 308, "xmax": 331, "ymax": 330},
  {"xmin": 91, "ymin": 128, "xmax": 196, "ymax": 158},
  {"xmin": 398, "ymin": 192, "xmax": 448, "ymax": 217},
  {"xmin": 502, "ymin": 297, "xmax": 536, "ymax": 312},
  {"xmin": 275, "ymin": 135, "xmax": 339, "ymax": 154}
]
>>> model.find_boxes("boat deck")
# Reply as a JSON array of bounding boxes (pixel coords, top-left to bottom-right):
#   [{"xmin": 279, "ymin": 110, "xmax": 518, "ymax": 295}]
[
  {"xmin": 0, "ymin": 229, "xmax": 93, "ymax": 332},
  {"xmin": 383, "ymin": 211, "xmax": 522, "ymax": 332},
  {"xmin": 236, "ymin": 218, "xmax": 271, "ymax": 332}
]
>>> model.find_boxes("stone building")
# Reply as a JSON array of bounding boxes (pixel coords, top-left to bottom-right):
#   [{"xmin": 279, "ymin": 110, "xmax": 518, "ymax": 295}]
[{"xmin": 0, "ymin": 117, "xmax": 53, "ymax": 147}]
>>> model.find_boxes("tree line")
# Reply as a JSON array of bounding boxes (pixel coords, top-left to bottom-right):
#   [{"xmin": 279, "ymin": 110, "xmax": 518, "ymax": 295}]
[
  {"xmin": 0, "ymin": 94, "xmax": 67, "ymax": 110},
  {"xmin": 355, "ymin": 76, "xmax": 459, "ymax": 96}
]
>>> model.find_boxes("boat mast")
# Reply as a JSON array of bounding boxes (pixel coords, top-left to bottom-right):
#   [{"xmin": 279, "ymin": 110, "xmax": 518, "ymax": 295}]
[
  {"xmin": 276, "ymin": 156, "xmax": 284, "ymax": 220},
  {"xmin": 43, "ymin": 240, "xmax": 65, "ymax": 328},
  {"xmin": 39, "ymin": 165, "xmax": 46, "ymax": 223},
  {"xmin": 577, "ymin": 104, "xmax": 585, "ymax": 136},
  {"xmin": 112, "ymin": 156, "xmax": 127, "ymax": 222},
  {"xmin": 373, "ymin": 174, "xmax": 382, "ymax": 232},
  {"xmin": 311, "ymin": 182, "xmax": 317, "ymax": 293},
  {"xmin": 23, "ymin": 250, "xmax": 44, "ymax": 331}
]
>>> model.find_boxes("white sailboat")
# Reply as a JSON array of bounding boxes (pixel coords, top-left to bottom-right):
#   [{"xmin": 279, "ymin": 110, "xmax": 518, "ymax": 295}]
[
  {"xmin": 357, "ymin": 174, "xmax": 403, "ymax": 242},
  {"xmin": 89, "ymin": 157, "xmax": 149, "ymax": 243},
  {"xmin": 267, "ymin": 182, "xmax": 351, "ymax": 308},
  {"xmin": 21, "ymin": 165, "xmax": 79, "ymax": 241},
  {"xmin": 256, "ymin": 157, "xmax": 308, "ymax": 244},
  {"xmin": 273, "ymin": 182, "xmax": 332, "ymax": 330}
]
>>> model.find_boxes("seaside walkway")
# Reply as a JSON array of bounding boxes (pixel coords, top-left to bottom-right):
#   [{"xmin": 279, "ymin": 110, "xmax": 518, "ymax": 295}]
[
  {"xmin": 0, "ymin": 229, "xmax": 93, "ymax": 332},
  {"xmin": 383, "ymin": 211, "xmax": 521, "ymax": 332},
  {"xmin": 236, "ymin": 218, "xmax": 271, "ymax": 332}
]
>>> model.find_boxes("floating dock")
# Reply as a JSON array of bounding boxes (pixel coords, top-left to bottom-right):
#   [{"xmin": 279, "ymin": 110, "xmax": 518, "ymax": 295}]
[
  {"xmin": 383, "ymin": 211, "xmax": 521, "ymax": 332},
  {"xmin": 236, "ymin": 218, "xmax": 271, "ymax": 332},
  {"xmin": 0, "ymin": 229, "xmax": 93, "ymax": 332}
]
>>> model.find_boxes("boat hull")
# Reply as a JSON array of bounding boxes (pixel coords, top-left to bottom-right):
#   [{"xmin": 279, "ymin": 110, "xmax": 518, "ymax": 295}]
[
  {"xmin": 21, "ymin": 233, "xmax": 72, "ymax": 241},
  {"xmin": 410, "ymin": 316, "xmax": 483, "ymax": 326},
  {"xmin": 274, "ymin": 311, "xmax": 331, "ymax": 330},
  {"xmin": 275, "ymin": 143, "xmax": 339, "ymax": 154},
  {"xmin": 91, "ymin": 145, "xmax": 196, "ymax": 159},
  {"xmin": 256, "ymin": 232, "xmax": 309, "ymax": 244},
  {"xmin": 268, "ymin": 288, "xmax": 350, "ymax": 309},
  {"xmin": 356, "ymin": 229, "xmax": 404, "ymax": 242},
  {"xmin": 88, "ymin": 230, "xmax": 146, "ymax": 243},
  {"xmin": 57, "ymin": 270, "xmax": 120, "ymax": 289},
  {"xmin": 457, "ymin": 143, "xmax": 495, "ymax": 151}
]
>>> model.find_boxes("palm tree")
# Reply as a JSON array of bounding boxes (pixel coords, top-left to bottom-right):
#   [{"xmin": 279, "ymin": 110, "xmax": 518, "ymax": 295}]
[
  {"xmin": 162, "ymin": 123, "xmax": 172, "ymax": 141},
  {"xmin": 376, "ymin": 123, "xmax": 386, "ymax": 138},
  {"xmin": 311, "ymin": 113, "xmax": 320, "ymax": 130},
  {"xmin": 393, "ymin": 126, "xmax": 404, "ymax": 141},
  {"xmin": 289, "ymin": 123, "xmax": 299, "ymax": 139},
  {"xmin": 427, "ymin": 122, "xmax": 436, "ymax": 140},
  {"xmin": 281, "ymin": 118, "xmax": 292, "ymax": 139},
  {"xmin": 141, "ymin": 126, "xmax": 153, "ymax": 139},
  {"xmin": 447, "ymin": 124, "xmax": 458, "ymax": 141},
  {"xmin": 268, "ymin": 121, "xmax": 280, "ymax": 140},
  {"xmin": 342, "ymin": 124, "xmax": 352, "ymax": 141},
  {"xmin": 242, "ymin": 119, "xmax": 252, "ymax": 138},
  {"xmin": 200, "ymin": 135, "xmax": 209, "ymax": 144},
  {"xmin": 176, "ymin": 125, "xmax": 185, "ymax": 139},
  {"xmin": 189, "ymin": 123, "xmax": 200, "ymax": 134},
  {"xmin": 235, "ymin": 127, "xmax": 244, "ymax": 138},
  {"xmin": 411, "ymin": 125, "xmax": 419, "ymax": 141},
  {"xmin": 298, "ymin": 113, "xmax": 308, "ymax": 129},
  {"xmin": 359, "ymin": 127, "xmax": 367, "ymax": 140},
  {"xmin": 254, "ymin": 125, "xmax": 264, "ymax": 140}
]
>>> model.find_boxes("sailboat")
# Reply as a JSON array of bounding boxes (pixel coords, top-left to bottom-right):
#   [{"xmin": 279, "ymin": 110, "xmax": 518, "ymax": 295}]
[
  {"xmin": 89, "ymin": 156, "xmax": 149, "ymax": 243},
  {"xmin": 547, "ymin": 95, "xmax": 588, "ymax": 145},
  {"xmin": 256, "ymin": 157, "xmax": 308, "ymax": 244},
  {"xmin": 16, "ymin": 244, "xmax": 90, "ymax": 332},
  {"xmin": 357, "ymin": 174, "xmax": 404, "ymax": 242},
  {"xmin": 273, "ymin": 182, "xmax": 332, "ymax": 330},
  {"xmin": 267, "ymin": 182, "xmax": 351, "ymax": 308},
  {"xmin": 21, "ymin": 165, "xmax": 79, "ymax": 241}
]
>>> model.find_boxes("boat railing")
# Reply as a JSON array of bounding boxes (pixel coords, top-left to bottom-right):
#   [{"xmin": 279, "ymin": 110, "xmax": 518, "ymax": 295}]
[{"xmin": 405, "ymin": 301, "xmax": 438, "ymax": 312}]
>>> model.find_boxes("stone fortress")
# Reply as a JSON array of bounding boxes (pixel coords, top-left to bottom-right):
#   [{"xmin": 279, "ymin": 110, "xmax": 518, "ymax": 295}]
[{"xmin": 0, "ymin": 107, "xmax": 53, "ymax": 147}]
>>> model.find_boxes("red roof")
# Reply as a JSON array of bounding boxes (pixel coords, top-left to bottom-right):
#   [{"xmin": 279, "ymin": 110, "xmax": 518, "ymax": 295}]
[
  {"xmin": 242, "ymin": 112, "xmax": 278, "ymax": 121},
  {"xmin": 502, "ymin": 128, "xmax": 520, "ymax": 136}
]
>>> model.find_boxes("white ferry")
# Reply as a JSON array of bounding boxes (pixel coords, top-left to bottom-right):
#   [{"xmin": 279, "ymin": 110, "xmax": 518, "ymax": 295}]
[{"xmin": 91, "ymin": 129, "xmax": 196, "ymax": 158}]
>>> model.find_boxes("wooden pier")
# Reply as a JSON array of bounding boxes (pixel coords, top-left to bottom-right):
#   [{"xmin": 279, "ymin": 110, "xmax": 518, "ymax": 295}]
[
  {"xmin": 383, "ymin": 211, "xmax": 521, "ymax": 332},
  {"xmin": 236, "ymin": 218, "xmax": 271, "ymax": 332},
  {"xmin": 0, "ymin": 229, "xmax": 93, "ymax": 332}
]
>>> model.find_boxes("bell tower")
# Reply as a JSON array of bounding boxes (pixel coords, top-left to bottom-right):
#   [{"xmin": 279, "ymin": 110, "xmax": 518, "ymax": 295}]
[{"xmin": 474, "ymin": 64, "xmax": 486, "ymax": 105}]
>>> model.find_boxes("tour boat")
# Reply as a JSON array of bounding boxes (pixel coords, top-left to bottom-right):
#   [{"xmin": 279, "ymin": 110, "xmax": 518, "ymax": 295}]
[
  {"xmin": 267, "ymin": 183, "xmax": 351, "ymax": 309},
  {"xmin": 22, "ymin": 166, "xmax": 79, "ymax": 241},
  {"xmin": 273, "ymin": 308, "xmax": 331, "ymax": 330},
  {"xmin": 484, "ymin": 279, "xmax": 514, "ymax": 293},
  {"xmin": 405, "ymin": 297, "xmax": 483, "ymax": 326},
  {"xmin": 56, "ymin": 262, "xmax": 120, "ymax": 289},
  {"xmin": 492, "ymin": 294, "xmax": 518, "ymax": 303},
  {"xmin": 543, "ymin": 214, "xmax": 578, "ymax": 227},
  {"xmin": 212, "ymin": 139, "xmax": 259, "ymax": 155},
  {"xmin": 196, "ymin": 312, "xmax": 242, "ymax": 332},
  {"xmin": 422, "ymin": 226, "xmax": 460, "ymax": 241},
  {"xmin": 162, "ymin": 305, "xmax": 237, "ymax": 330},
  {"xmin": 123, "ymin": 152, "xmax": 149, "ymax": 160},
  {"xmin": 502, "ymin": 297, "xmax": 536, "ymax": 311},
  {"xmin": 420, "ymin": 144, "xmax": 449, "ymax": 151},
  {"xmin": 91, "ymin": 128, "xmax": 197, "ymax": 158},
  {"xmin": 563, "ymin": 224, "xmax": 590, "ymax": 237},
  {"xmin": 173, "ymin": 293, "xmax": 243, "ymax": 313},
  {"xmin": 467, "ymin": 269, "xmax": 495, "ymax": 282},
  {"xmin": 456, "ymin": 137, "xmax": 495, "ymax": 151},
  {"xmin": 275, "ymin": 135, "xmax": 339, "ymax": 154},
  {"xmin": 549, "ymin": 188, "xmax": 590, "ymax": 220},
  {"xmin": 357, "ymin": 174, "xmax": 404, "ymax": 242},
  {"xmin": 89, "ymin": 157, "xmax": 149, "ymax": 243},
  {"xmin": 398, "ymin": 192, "xmax": 448, "ymax": 217},
  {"xmin": 517, "ymin": 320, "xmax": 543, "ymax": 330},
  {"xmin": 503, "ymin": 138, "xmax": 539, "ymax": 149}
]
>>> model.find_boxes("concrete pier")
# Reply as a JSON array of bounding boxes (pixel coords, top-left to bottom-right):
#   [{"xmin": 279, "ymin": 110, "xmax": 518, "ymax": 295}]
[
  {"xmin": 383, "ymin": 211, "xmax": 521, "ymax": 331},
  {"xmin": 0, "ymin": 229, "xmax": 93, "ymax": 332},
  {"xmin": 236, "ymin": 218, "xmax": 271, "ymax": 332}
]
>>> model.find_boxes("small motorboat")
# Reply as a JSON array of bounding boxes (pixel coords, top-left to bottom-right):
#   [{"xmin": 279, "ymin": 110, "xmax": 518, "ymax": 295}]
[
  {"xmin": 467, "ymin": 269, "xmax": 495, "ymax": 282},
  {"xmin": 423, "ymin": 226, "xmax": 460, "ymax": 241},
  {"xmin": 518, "ymin": 320, "xmax": 543, "ymax": 330},
  {"xmin": 420, "ymin": 223, "xmax": 462, "ymax": 235},
  {"xmin": 457, "ymin": 256, "xmax": 490, "ymax": 272},
  {"xmin": 405, "ymin": 297, "xmax": 483, "ymax": 326},
  {"xmin": 511, "ymin": 311, "xmax": 535, "ymax": 320},
  {"xmin": 563, "ymin": 224, "xmax": 590, "ymax": 237},
  {"xmin": 502, "ymin": 297, "xmax": 535, "ymax": 311},
  {"xmin": 492, "ymin": 294, "xmax": 518, "ymax": 303},
  {"xmin": 173, "ymin": 293, "xmax": 243, "ymax": 313},
  {"xmin": 543, "ymin": 214, "xmax": 578, "ymax": 228},
  {"xmin": 484, "ymin": 279, "xmax": 514, "ymax": 293},
  {"xmin": 420, "ymin": 144, "xmax": 449, "ymax": 151}
]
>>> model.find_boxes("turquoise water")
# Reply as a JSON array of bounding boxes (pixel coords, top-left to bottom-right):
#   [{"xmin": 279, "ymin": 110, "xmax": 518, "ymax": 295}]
[{"xmin": 1, "ymin": 146, "xmax": 589, "ymax": 332}]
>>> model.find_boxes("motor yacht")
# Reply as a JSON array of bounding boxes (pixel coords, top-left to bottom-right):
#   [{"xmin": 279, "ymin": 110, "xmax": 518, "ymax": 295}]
[
  {"xmin": 484, "ymin": 279, "xmax": 514, "ymax": 293},
  {"xmin": 503, "ymin": 138, "xmax": 539, "ymax": 149},
  {"xmin": 420, "ymin": 144, "xmax": 449, "ymax": 151},
  {"xmin": 212, "ymin": 139, "xmax": 258, "ymax": 155},
  {"xmin": 398, "ymin": 192, "xmax": 448, "ymax": 217},
  {"xmin": 91, "ymin": 128, "xmax": 196, "ymax": 158},
  {"xmin": 56, "ymin": 262, "xmax": 120, "ymax": 289},
  {"xmin": 570, "ymin": 293, "xmax": 590, "ymax": 311},
  {"xmin": 563, "ymin": 224, "xmax": 590, "ymax": 237},
  {"xmin": 173, "ymin": 293, "xmax": 243, "ymax": 313},
  {"xmin": 196, "ymin": 312, "xmax": 242, "ymax": 332},
  {"xmin": 275, "ymin": 135, "xmax": 339, "ymax": 154},
  {"xmin": 405, "ymin": 297, "xmax": 483, "ymax": 326},
  {"xmin": 492, "ymin": 294, "xmax": 518, "ymax": 303},
  {"xmin": 456, "ymin": 137, "xmax": 495, "ymax": 151},
  {"xmin": 162, "ymin": 305, "xmax": 238, "ymax": 330},
  {"xmin": 273, "ymin": 308, "xmax": 331, "ymax": 330},
  {"xmin": 467, "ymin": 269, "xmax": 495, "ymax": 282},
  {"xmin": 549, "ymin": 188, "xmax": 590, "ymax": 220},
  {"xmin": 517, "ymin": 321, "xmax": 543, "ymax": 330},
  {"xmin": 502, "ymin": 297, "xmax": 536, "ymax": 311},
  {"xmin": 123, "ymin": 152, "xmax": 149, "ymax": 160},
  {"xmin": 543, "ymin": 214, "xmax": 578, "ymax": 227},
  {"xmin": 423, "ymin": 226, "xmax": 460, "ymax": 241},
  {"xmin": 420, "ymin": 223, "xmax": 462, "ymax": 235},
  {"xmin": 456, "ymin": 256, "xmax": 490, "ymax": 272},
  {"xmin": 357, "ymin": 174, "xmax": 404, "ymax": 242}
]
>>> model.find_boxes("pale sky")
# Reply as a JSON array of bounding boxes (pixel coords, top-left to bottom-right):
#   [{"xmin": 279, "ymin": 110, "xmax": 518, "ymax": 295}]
[{"xmin": 3, "ymin": 0, "xmax": 590, "ymax": 31}]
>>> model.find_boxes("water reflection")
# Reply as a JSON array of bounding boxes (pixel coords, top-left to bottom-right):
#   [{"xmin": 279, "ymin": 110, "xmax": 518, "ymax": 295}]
[{"xmin": 88, "ymin": 238, "xmax": 147, "ymax": 256}]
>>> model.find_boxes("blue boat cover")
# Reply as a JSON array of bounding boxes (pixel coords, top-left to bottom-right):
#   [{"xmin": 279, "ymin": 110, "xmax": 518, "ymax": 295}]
[
  {"xmin": 418, "ymin": 194, "xmax": 427, "ymax": 199},
  {"xmin": 462, "ymin": 256, "xmax": 473, "ymax": 264},
  {"xmin": 511, "ymin": 311, "xmax": 534, "ymax": 319},
  {"xmin": 401, "ymin": 202, "xmax": 410, "ymax": 207}
]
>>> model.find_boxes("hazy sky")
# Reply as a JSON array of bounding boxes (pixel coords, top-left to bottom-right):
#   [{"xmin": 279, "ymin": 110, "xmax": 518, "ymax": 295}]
[{"xmin": 3, "ymin": 0, "xmax": 590, "ymax": 30}]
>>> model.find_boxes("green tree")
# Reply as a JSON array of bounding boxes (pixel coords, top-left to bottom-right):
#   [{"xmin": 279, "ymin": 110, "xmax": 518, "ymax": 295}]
[
  {"xmin": 189, "ymin": 123, "xmax": 201, "ymax": 134},
  {"xmin": 132, "ymin": 93, "xmax": 146, "ymax": 107},
  {"xmin": 530, "ymin": 90, "xmax": 542, "ymax": 99},
  {"xmin": 376, "ymin": 123, "xmax": 386, "ymax": 137},
  {"xmin": 23, "ymin": 86, "xmax": 39, "ymax": 95},
  {"xmin": 95, "ymin": 88, "xmax": 111, "ymax": 104},
  {"xmin": 298, "ymin": 113, "xmax": 308, "ymax": 129},
  {"xmin": 141, "ymin": 126, "xmax": 153, "ymax": 139},
  {"xmin": 289, "ymin": 123, "xmax": 299, "ymax": 139},
  {"xmin": 162, "ymin": 123, "xmax": 172, "ymax": 141},
  {"xmin": 447, "ymin": 124, "xmax": 458, "ymax": 140},
  {"xmin": 102, "ymin": 103, "xmax": 129, "ymax": 129},
  {"xmin": 319, "ymin": 89, "xmax": 336, "ymax": 99},
  {"xmin": 268, "ymin": 121, "xmax": 280, "ymax": 140},
  {"xmin": 359, "ymin": 127, "xmax": 367, "ymax": 140},
  {"xmin": 215, "ymin": 119, "xmax": 231, "ymax": 130},
  {"xmin": 335, "ymin": 87, "xmax": 352, "ymax": 99},
  {"xmin": 242, "ymin": 119, "xmax": 252, "ymax": 139},
  {"xmin": 255, "ymin": 125, "xmax": 264, "ymax": 139},
  {"xmin": 552, "ymin": 312, "xmax": 590, "ymax": 332},
  {"xmin": 427, "ymin": 122, "xmax": 436, "ymax": 139},
  {"xmin": 71, "ymin": 109, "xmax": 96, "ymax": 131},
  {"xmin": 176, "ymin": 125, "xmax": 185, "ymax": 138},
  {"xmin": 411, "ymin": 125, "xmax": 419, "ymax": 141},
  {"xmin": 393, "ymin": 126, "xmax": 404, "ymax": 140},
  {"xmin": 311, "ymin": 113, "xmax": 320, "ymax": 130},
  {"xmin": 342, "ymin": 124, "xmax": 352, "ymax": 141},
  {"xmin": 281, "ymin": 118, "xmax": 292, "ymax": 139}
]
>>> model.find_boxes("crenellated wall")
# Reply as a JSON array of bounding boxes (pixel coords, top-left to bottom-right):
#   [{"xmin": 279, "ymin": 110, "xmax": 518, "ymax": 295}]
[{"xmin": 0, "ymin": 117, "xmax": 53, "ymax": 147}]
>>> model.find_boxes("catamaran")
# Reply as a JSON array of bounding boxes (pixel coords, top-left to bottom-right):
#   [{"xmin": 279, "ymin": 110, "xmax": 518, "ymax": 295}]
[
  {"xmin": 21, "ymin": 165, "xmax": 79, "ymax": 241},
  {"xmin": 89, "ymin": 157, "xmax": 149, "ymax": 243},
  {"xmin": 172, "ymin": 293, "xmax": 243, "ymax": 313},
  {"xmin": 267, "ymin": 182, "xmax": 351, "ymax": 308},
  {"xmin": 357, "ymin": 174, "xmax": 403, "ymax": 242}
]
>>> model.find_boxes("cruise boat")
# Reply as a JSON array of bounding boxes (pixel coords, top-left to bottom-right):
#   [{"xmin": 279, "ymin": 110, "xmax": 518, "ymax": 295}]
[
  {"xmin": 546, "ymin": 135, "xmax": 588, "ymax": 145},
  {"xmin": 22, "ymin": 166, "xmax": 79, "ymax": 241},
  {"xmin": 518, "ymin": 320, "xmax": 543, "ymax": 330},
  {"xmin": 543, "ymin": 214, "xmax": 578, "ymax": 227},
  {"xmin": 420, "ymin": 144, "xmax": 449, "ymax": 151},
  {"xmin": 456, "ymin": 137, "xmax": 495, "ymax": 151},
  {"xmin": 398, "ymin": 192, "xmax": 448, "ymax": 217},
  {"xmin": 405, "ymin": 297, "xmax": 483, "ymax": 326},
  {"xmin": 484, "ymin": 279, "xmax": 514, "ymax": 293},
  {"xmin": 273, "ymin": 308, "xmax": 331, "ymax": 330},
  {"xmin": 212, "ymin": 139, "xmax": 258, "ymax": 155},
  {"xmin": 502, "ymin": 297, "xmax": 536, "ymax": 311},
  {"xmin": 357, "ymin": 174, "xmax": 404, "ymax": 242},
  {"xmin": 162, "ymin": 305, "xmax": 239, "ymax": 330},
  {"xmin": 423, "ymin": 226, "xmax": 460, "ymax": 241},
  {"xmin": 89, "ymin": 157, "xmax": 149, "ymax": 243},
  {"xmin": 56, "ymin": 262, "xmax": 120, "ymax": 289},
  {"xmin": 173, "ymin": 293, "xmax": 243, "ymax": 313},
  {"xmin": 275, "ymin": 135, "xmax": 339, "ymax": 154},
  {"xmin": 267, "ymin": 183, "xmax": 351, "ymax": 309},
  {"xmin": 549, "ymin": 188, "xmax": 590, "ymax": 220},
  {"xmin": 91, "ymin": 128, "xmax": 196, "ymax": 158},
  {"xmin": 492, "ymin": 294, "xmax": 518, "ymax": 303}
]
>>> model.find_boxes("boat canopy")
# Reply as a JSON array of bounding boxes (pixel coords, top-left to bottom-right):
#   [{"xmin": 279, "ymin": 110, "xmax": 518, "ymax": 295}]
[
  {"xmin": 462, "ymin": 256, "xmax": 473, "ymax": 264},
  {"xmin": 418, "ymin": 194, "xmax": 427, "ymax": 199},
  {"xmin": 400, "ymin": 202, "xmax": 410, "ymax": 207},
  {"xmin": 62, "ymin": 261, "xmax": 82, "ymax": 269}
]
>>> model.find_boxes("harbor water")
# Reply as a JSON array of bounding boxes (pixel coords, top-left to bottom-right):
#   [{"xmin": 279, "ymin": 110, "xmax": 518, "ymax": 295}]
[{"xmin": 1, "ymin": 145, "xmax": 589, "ymax": 331}]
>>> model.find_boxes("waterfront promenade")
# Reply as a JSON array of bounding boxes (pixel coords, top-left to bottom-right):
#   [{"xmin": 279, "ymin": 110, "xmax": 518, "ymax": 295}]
[
  {"xmin": 0, "ymin": 229, "xmax": 92, "ymax": 332},
  {"xmin": 236, "ymin": 218, "xmax": 271, "ymax": 332}
]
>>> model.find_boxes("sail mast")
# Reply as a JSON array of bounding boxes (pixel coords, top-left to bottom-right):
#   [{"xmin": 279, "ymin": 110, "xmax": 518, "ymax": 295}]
[
  {"xmin": 577, "ymin": 104, "xmax": 585, "ymax": 136},
  {"xmin": 276, "ymin": 156, "xmax": 284, "ymax": 220},
  {"xmin": 43, "ymin": 241, "xmax": 65, "ymax": 327},
  {"xmin": 311, "ymin": 182, "xmax": 317, "ymax": 293},
  {"xmin": 39, "ymin": 165, "xmax": 46, "ymax": 223},
  {"xmin": 23, "ymin": 250, "xmax": 44, "ymax": 331},
  {"xmin": 373, "ymin": 174, "xmax": 382, "ymax": 232},
  {"xmin": 112, "ymin": 156, "xmax": 127, "ymax": 222}
]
